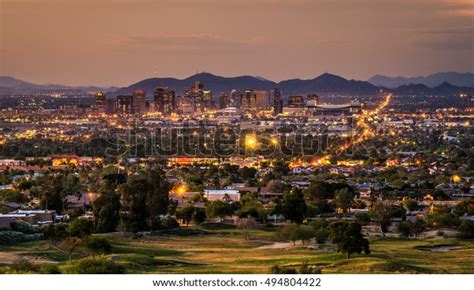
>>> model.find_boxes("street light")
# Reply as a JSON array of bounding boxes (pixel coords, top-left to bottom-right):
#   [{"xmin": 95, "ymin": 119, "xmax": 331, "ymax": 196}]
[{"xmin": 245, "ymin": 134, "xmax": 258, "ymax": 149}]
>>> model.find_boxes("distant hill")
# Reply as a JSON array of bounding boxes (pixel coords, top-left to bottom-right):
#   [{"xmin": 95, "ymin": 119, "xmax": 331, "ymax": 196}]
[
  {"xmin": 112, "ymin": 72, "xmax": 277, "ymax": 97},
  {"xmin": 0, "ymin": 76, "xmax": 117, "ymax": 94},
  {"xmin": 391, "ymin": 81, "xmax": 474, "ymax": 96},
  {"xmin": 2, "ymin": 72, "xmax": 473, "ymax": 98},
  {"xmin": 368, "ymin": 72, "xmax": 474, "ymax": 88},
  {"xmin": 113, "ymin": 72, "xmax": 379, "ymax": 98},
  {"xmin": 278, "ymin": 73, "xmax": 378, "ymax": 96}
]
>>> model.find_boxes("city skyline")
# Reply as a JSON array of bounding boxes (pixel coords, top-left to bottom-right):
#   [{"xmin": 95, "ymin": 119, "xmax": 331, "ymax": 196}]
[{"xmin": 1, "ymin": 0, "xmax": 473, "ymax": 86}]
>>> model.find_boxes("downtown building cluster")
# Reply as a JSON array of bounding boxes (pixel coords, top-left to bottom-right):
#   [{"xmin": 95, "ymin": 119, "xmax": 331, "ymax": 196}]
[{"xmin": 93, "ymin": 81, "xmax": 331, "ymax": 117}]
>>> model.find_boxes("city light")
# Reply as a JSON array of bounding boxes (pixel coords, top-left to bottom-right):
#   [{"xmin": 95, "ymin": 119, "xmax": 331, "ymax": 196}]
[{"xmin": 244, "ymin": 134, "xmax": 258, "ymax": 149}]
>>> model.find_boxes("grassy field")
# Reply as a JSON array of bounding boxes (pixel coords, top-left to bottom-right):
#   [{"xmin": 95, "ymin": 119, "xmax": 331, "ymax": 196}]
[{"xmin": 1, "ymin": 226, "xmax": 474, "ymax": 274}]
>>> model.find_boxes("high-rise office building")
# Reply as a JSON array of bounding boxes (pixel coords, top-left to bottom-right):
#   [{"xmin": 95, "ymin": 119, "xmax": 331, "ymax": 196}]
[
  {"xmin": 184, "ymin": 80, "xmax": 208, "ymax": 113},
  {"xmin": 288, "ymin": 95, "xmax": 305, "ymax": 108},
  {"xmin": 255, "ymin": 90, "xmax": 269, "ymax": 110},
  {"xmin": 176, "ymin": 96, "xmax": 194, "ymax": 115},
  {"xmin": 460, "ymin": 93, "xmax": 472, "ymax": 107},
  {"xmin": 95, "ymin": 92, "xmax": 107, "ymax": 113},
  {"xmin": 229, "ymin": 90, "xmax": 241, "ymax": 108},
  {"xmin": 95, "ymin": 92, "xmax": 106, "ymax": 106},
  {"xmin": 116, "ymin": 95, "xmax": 134, "ymax": 115},
  {"xmin": 154, "ymin": 87, "xmax": 176, "ymax": 115},
  {"xmin": 219, "ymin": 93, "xmax": 230, "ymax": 109},
  {"xmin": 270, "ymin": 88, "xmax": 283, "ymax": 115},
  {"xmin": 133, "ymin": 89, "xmax": 147, "ymax": 114},
  {"xmin": 241, "ymin": 89, "xmax": 257, "ymax": 111},
  {"xmin": 106, "ymin": 98, "xmax": 116, "ymax": 115},
  {"xmin": 306, "ymin": 94, "xmax": 319, "ymax": 107},
  {"xmin": 203, "ymin": 90, "xmax": 213, "ymax": 110}
]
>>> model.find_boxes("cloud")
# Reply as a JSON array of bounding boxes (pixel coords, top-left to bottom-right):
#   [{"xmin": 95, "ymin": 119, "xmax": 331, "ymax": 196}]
[{"xmin": 438, "ymin": 0, "xmax": 474, "ymax": 16}]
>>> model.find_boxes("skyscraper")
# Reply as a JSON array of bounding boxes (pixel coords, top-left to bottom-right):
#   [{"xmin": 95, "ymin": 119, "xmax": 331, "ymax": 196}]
[
  {"xmin": 219, "ymin": 93, "xmax": 230, "ymax": 109},
  {"xmin": 106, "ymin": 98, "xmax": 116, "ymax": 115},
  {"xmin": 116, "ymin": 95, "xmax": 134, "ymax": 115},
  {"xmin": 184, "ymin": 80, "xmax": 206, "ymax": 113},
  {"xmin": 241, "ymin": 89, "xmax": 257, "ymax": 112},
  {"xmin": 95, "ymin": 92, "xmax": 107, "ymax": 113},
  {"xmin": 270, "ymin": 88, "xmax": 283, "ymax": 115},
  {"xmin": 154, "ymin": 87, "xmax": 176, "ymax": 115},
  {"xmin": 255, "ymin": 90, "xmax": 269, "ymax": 110},
  {"xmin": 229, "ymin": 89, "xmax": 241, "ymax": 108},
  {"xmin": 203, "ymin": 90, "xmax": 213, "ymax": 110},
  {"xmin": 133, "ymin": 89, "xmax": 147, "ymax": 114}
]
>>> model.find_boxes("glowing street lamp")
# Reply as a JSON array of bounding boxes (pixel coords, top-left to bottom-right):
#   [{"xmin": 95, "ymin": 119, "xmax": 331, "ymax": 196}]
[
  {"xmin": 245, "ymin": 134, "xmax": 258, "ymax": 149},
  {"xmin": 452, "ymin": 175, "xmax": 461, "ymax": 183},
  {"xmin": 173, "ymin": 184, "xmax": 187, "ymax": 195},
  {"xmin": 270, "ymin": 137, "xmax": 279, "ymax": 146}
]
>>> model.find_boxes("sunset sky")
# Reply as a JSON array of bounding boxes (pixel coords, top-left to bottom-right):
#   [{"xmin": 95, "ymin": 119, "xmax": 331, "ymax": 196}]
[{"xmin": 1, "ymin": 0, "xmax": 473, "ymax": 86}]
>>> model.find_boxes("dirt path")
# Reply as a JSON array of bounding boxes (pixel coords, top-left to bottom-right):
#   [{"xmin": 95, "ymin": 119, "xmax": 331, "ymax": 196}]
[
  {"xmin": 256, "ymin": 241, "xmax": 302, "ymax": 249},
  {"xmin": 0, "ymin": 251, "xmax": 56, "ymax": 265}
]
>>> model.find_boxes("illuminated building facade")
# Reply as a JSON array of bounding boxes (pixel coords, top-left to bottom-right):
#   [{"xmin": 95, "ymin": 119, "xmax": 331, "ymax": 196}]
[
  {"xmin": 255, "ymin": 90, "xmax": 269, "ymax": 109},
  {"xmin": 288, "ymin": 95, "xmax": 305, "ymax": 108},
  {"xmin": 241, "ymin": 89, "xmax": 257, "ymax": 111},
  {"xmin": 95, "ymin": 92, "xmax": 106, "ymax": 113},
  {"xmin": 271, "ymin": 88, "xmax": 283, "ymax": 115},
  {"xmin": 133, "ymin": 89, "xmax": 147, "ymax": 114},
  {"xmin": 116, "ymin": 95, "xmax": 134, "ymax": 115},
  {"xmin": 154, "ymin": 87, "xmax": 176, "ymax": 115}
]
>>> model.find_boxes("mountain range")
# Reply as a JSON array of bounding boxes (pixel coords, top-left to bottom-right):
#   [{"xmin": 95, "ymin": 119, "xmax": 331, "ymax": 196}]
[
  {"xmin": 0, "ymin": 76, "xmax": 118, "ymax": 94},
  {"xmin": 368, "ymin": 72, "xmax": 474, "ymax": 88},
  {"xmin": 1, "ymin": 72, "xmax": 473, "ymax": 98},
  {"xmin": 113, "ymin": 72, "xmax": 473, "ymax": 98}
]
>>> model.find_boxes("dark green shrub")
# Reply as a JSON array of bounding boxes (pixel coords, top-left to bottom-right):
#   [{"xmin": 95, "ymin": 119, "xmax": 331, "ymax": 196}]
[{"xmin": 68, "ymin": 257, "xmax": 124, "ymax": 274}]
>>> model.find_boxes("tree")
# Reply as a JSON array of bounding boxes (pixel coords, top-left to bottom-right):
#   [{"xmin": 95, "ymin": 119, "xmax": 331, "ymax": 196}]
[
  {"xmin": 267, "ymin": 180, "xmax": 286, "ymax": 193},
  {"xmin": 121, "ymin": 168, "xmax": 171, "ymax": 232},
  {"xmin": 458, "ymin": 220, "xmax": 474, "ymax": 239},
  {"xmin": 43, "ymin": 223, "xmax": 68, "ymax": 241},
  {"xmin": 193, "ymin": 207, "xmax": 207, "ymax": 224},
  {"xmin": 409, "ymin": 218, "xmax": 426, "ymax": 238},
  {"xmin": 371, "ymin": 201, "xmax": 392, "ymax": 236},
  {"xmin": 37, "ymin": 174, "xmax": 67, "ymax": 214},
  {"xmin": 454, "ymin": 198, "xmax": 474, "ymax": 216},
  {"xmin": 403, "ymin": 199, "xmax": 419, "ymax": 211},
  {"xmin": 93, "ymin": 188, "xmax": 121, "ymax": 233},
  {"xmin": 329, "ymin": 221, "xmax": 370, "ymax": 259},
  {"xmin": 272, "ymin": 159, "xmax": 290, "ymax": 177},
  {"xmin": 67, "ymin": 218, "xmax": 94, "ymax": 238},
  {"xmin": 281, "ymin": 188, "xmax": 307, "ymax": 223},
  {"xmin": 334, "ymin": 188, "xmax": 354, "ymax": 212},
  {"xmin": 304, "ymin": 182, "xmax": 332, "ymax": 203},
  {"xmin": 314, "ymin": 228, "xmax": 329, "ymax": 244},
  {"xmin": 398, "ymin": 221, "xmax": 411, "ymax": 237},
  {"xmin": 237, "ymin": 196, "xmax": 267, "ymax": 221},
  {"xmin": 57, "ymin": 237, "xmax": 82, "ymax": 262},
  {"xmin": 236, "ymin": 217, "xmax": 259, "ymax": 240},
  {"xmin": 278, "ymin": 224, "xmax": 315, "ymax": 245},
  {"xmin": 240, "ymin": 167, "xmax": 257, "ymax": 180},
  {"xmin": 269, "ymin": 265, "xmax": 298, "ymax": 274},
  {"xmin": 68, "ymin": 257, "xmax": 124, "ymax": 274},
  {"xmin": 355, "ymin": 212, "xmax": 371, "ymax": 225},
  {"xmin": 84, "ymin": 236, "xmax": 112, "ymax": 257},
  {"xmin": 309, "ymin": 218, "xmax": 329, "ymax": 231},
  {"xmin": 0, "ymin": 189, "xmax": 28, "ymax": 203},
  {"xmin": 205, "ymin": 200, "xmax": 234, "ymax": 221},
  {"xmin": 176, "ymin": 205, "xmax": 195, "ymax": 226}
]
